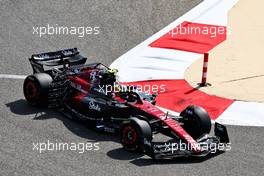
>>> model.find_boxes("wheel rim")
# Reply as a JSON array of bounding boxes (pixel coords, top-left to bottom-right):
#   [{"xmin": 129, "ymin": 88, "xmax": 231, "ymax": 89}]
[
  {"xmin": 122, "ymin": 125, "xmax": 138, "ymax": 145},
  {"xmin": 25, "ymin": 81, "xmax": 38, "ymax": 100}
]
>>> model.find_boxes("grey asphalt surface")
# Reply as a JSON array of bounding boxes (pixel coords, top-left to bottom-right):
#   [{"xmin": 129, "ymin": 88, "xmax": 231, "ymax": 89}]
[{"xmin": 0, "ymin": 0, "xmax": 264, "ymax": 176}]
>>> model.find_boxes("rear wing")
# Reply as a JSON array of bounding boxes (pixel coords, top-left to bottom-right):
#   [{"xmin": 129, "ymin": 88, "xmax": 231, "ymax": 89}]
[{"xmin": 29, "ymin": 48, "xmax": 87, "ymax": 73}]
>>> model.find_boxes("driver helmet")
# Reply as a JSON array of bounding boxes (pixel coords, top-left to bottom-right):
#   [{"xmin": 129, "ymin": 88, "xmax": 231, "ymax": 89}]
[{"xmin": 98, "ymin": 68, "xmax": 118, "ymax": 86}]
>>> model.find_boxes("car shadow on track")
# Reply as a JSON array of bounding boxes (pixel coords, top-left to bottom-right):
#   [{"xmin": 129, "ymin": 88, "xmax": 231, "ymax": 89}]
[
  {"xmin": 107, "ymin": 147, "xmax": 223, "ymax": 166},
  {"xmin": 5, "ymin": 99, "xmax": 120, "ymax": 143},
  {"xmin": 6, "ymin": 99, "xmax": 224, "ymax": 165}
]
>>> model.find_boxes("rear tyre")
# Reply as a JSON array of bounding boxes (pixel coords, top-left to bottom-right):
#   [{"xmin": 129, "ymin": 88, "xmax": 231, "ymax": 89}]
[
  {"xmin": 180, "ymin": 105, "xmax": 211, "ymax": 139},
  {"xmin": 23, "ymin": 73, "xmax": 52, "ymax": 106},
  {"xmin": 120, "ymin": 118, "xmax": 152, "ymax": 152}
]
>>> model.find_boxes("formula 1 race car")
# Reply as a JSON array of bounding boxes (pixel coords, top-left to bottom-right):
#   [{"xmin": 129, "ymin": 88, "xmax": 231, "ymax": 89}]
[{"xmin": 23, "ymin": 48, "xmax": 230, "ymax": 159}]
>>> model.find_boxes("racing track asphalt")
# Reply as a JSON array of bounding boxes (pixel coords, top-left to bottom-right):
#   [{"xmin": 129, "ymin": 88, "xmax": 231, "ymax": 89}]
[{"xmin": 0, "ymin": 0, "xmax": 263, "ymax": 175}]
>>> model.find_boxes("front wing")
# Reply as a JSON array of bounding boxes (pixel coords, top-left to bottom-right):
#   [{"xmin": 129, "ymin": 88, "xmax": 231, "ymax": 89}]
[{"xmin": 142, "ymin": 123, "xmax": 230, "ymax": 159}]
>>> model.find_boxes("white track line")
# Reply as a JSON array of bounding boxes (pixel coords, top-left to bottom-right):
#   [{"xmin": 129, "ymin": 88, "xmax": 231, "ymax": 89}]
[{"xmin": 0, "ymin": 74, "xmax": 26, "ymax": 79}]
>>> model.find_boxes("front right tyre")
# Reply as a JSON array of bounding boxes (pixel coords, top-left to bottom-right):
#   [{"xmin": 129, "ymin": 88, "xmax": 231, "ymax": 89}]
[{"xmin": 120, "ymin": 117, "xmax": 152, "ymax": 152}]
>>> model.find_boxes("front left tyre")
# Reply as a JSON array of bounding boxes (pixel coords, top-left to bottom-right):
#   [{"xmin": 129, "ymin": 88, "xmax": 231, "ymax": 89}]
[
  {"xmin": 23, "ymin": 73, "xmax": 52, "ymax": 106},
  {"xmin": 180, "ymin": 105, "xmax": 212, "ymax": 139}
]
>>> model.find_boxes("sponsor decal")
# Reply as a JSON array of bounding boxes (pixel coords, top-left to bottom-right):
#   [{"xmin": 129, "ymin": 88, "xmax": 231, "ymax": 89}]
[{"xmin": 86, "ymin": 97, "xmax": 101, "ymax": 111}]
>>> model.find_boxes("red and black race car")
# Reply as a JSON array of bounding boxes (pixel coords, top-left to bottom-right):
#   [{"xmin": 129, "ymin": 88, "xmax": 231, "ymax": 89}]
[{"xmin": 23, "ymin": 48, "xmax": 230, "ymax": 159}]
